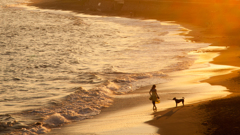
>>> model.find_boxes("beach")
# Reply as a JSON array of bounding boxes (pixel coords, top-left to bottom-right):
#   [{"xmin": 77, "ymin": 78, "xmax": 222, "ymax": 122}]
[{"xmin": 2, "ymin": 0, "xmax": 240, "ymax": 135}]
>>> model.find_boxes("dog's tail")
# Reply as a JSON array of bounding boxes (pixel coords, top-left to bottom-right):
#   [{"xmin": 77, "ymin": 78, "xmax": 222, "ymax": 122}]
[{"xmin": 182, "ymin": 97, "xmax": 185, "ymax": 99}]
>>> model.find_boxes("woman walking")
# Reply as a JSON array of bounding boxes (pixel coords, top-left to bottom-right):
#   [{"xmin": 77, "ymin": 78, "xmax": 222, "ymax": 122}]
[{"xmin": 149, "ymin": 85, "xmax": 160, "ymax": 111}]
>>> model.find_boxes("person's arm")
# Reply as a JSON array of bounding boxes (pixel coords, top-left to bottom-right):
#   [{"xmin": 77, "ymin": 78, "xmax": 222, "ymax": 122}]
[{"xmin": 149, "ymin": 90, "xmax": 152, "ymax": 96}]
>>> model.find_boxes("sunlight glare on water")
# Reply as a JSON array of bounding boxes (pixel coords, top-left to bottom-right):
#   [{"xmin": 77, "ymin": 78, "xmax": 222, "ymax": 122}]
[{"xmin": 0, "ymin": 3, "xmax": 210, "ymax": 114}]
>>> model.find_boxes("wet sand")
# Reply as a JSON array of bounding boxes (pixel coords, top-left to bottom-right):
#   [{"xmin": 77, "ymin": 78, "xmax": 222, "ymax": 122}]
[{"xmin": 27, "ymin": 0, "xmax": 240, "ymax": 134}]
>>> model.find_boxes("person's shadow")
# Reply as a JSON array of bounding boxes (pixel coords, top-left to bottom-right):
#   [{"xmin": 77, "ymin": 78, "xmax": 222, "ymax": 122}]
[{"xmin": 153, "ymin": 107, "xmax": 183, "ymax": 120}]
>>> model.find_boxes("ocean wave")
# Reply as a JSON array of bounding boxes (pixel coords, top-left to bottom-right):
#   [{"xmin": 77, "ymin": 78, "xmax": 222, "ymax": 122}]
[{"xmin": 2, "ymin": 87, "xmax": 113, "ymax": 134}]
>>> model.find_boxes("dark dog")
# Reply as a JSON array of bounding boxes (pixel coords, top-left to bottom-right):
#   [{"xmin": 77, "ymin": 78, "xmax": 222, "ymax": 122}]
[{"xmin": 173, "ymin": 97, "xmax": 184, "ymax": 107}]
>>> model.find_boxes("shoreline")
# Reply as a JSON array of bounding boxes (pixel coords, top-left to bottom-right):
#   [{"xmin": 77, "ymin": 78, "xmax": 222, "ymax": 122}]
[{"xmin": 23, "ymin": 0, "xmax": 240, "ymax": 134}]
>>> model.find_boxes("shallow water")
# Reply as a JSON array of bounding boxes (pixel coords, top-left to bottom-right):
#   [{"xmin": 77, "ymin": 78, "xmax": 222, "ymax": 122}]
[{"xmin": 0, "ymin": 0, "xmax": 238, "ymax": 134}]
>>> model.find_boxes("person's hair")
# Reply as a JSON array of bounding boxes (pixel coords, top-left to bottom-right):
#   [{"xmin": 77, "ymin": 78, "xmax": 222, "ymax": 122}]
[{"xmin": 151, "ymin": 85, "xmax": 156, "ymax": 89}]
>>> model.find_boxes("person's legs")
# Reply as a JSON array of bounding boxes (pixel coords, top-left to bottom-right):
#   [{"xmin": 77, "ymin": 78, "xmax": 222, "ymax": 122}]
[{"xmin": 152, "ymin": 101, "xmax": 157, "ymax": 110}]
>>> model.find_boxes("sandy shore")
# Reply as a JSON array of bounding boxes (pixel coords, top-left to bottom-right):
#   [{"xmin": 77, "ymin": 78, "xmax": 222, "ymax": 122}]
[{"xmin": 26, "ymin": 0, "xmax": 240, "ymax": 135}]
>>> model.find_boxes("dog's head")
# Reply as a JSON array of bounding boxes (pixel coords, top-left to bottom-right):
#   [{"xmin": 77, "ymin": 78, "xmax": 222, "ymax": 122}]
[{"xmin": 172, "ymin": 97, "xmax": 176, "ymax": 100}]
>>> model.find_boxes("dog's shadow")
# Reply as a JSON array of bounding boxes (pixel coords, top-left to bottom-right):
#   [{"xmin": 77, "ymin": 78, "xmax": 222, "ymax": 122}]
[{"xmin": 153, "ymin": 107, "xmax": 183, "ymax": 120}]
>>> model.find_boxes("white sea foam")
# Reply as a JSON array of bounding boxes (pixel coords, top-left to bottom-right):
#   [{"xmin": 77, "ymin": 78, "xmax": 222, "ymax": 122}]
[{"xmin": 44, "ymin": 113, "xmax": 70, "ymax": 127}]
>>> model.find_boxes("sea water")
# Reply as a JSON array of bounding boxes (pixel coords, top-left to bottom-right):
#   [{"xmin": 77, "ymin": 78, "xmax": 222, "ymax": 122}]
[{"xmin": 0, "ymin": 0, "xmax": 233, "ymax": 134}]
